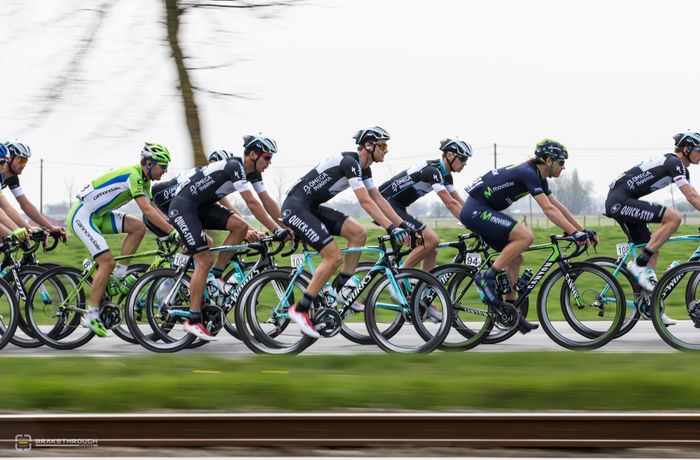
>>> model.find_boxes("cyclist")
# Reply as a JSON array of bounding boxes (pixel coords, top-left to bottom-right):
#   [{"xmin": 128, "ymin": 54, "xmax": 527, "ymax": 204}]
[
  {"xmin": 169, "ymin": 134, "xmax": 290, "ymax": 341},
  {"xmin": 280, "ymin": 126, "xmax": 415, "ymax": 338},
  {"xmin": 0, "ymin": 141, "xmax": 67, "ymax": 241},
  {"xmin": 460, "ymin": 139, "xmax": 595, "ymax": 333},
  {"xmin": 378, "ymin": 137, "xmax": 470, "ymax": 321},
  {"xmin": 605, "ymin": 131, "xmax": 700, "ymax": 326},
  {"xmin": 68, "ymin": 143, "xmax": 176, "ymax": 337},
  {"xmin": 144, "ymin": 147, "xmax": 265, "ymax": 243}
]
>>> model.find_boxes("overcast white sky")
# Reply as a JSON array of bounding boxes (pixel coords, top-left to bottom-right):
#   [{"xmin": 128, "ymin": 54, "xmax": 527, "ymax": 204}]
[{"xmin": 2, "ymin": 0, "xmax": 698, "ymax": 211}]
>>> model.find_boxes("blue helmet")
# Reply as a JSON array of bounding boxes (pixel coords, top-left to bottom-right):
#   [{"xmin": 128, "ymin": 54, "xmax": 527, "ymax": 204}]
[
  {"xmin": 534, "ymin": 139, "xmax": 568, "ymax": 162},
  {"xmin": 5, "ymin": 141, "xmax": 31, "ymax": 159},
  {"xmin": 673, "ymin": 131, "xmax": 700, "ymax": 148},
  {"xmin": 440, "ymin": 138, "xmax": 473, "ymax": 159},
  {"xmin": 243, "ymin": 133, "xmax": 278, "ymax": 154},
  {"xmin": 353, "ymin": 126, "xmax": 390, "ymax": 145},
  {"xmin": 0, "ymin": 143, "xmax": 7, "ymax": 159}
]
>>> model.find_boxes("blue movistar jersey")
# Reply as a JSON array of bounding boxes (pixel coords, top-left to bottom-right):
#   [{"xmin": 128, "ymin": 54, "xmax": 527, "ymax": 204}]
[
  {"xmin": 378, "ymin": 159, "xmax": 455, "ymax": 207},
  {"xmin": 466, "ymin": 162, "xmax": 552, "ymax": 211}
]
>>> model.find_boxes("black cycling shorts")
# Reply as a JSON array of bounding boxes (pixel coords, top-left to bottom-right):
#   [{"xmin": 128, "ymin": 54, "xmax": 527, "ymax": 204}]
[
  {"xmin": 167, "ymin": 197, "xmax": 234, "ymax": 254},
  {"xmin": 280, "ymin": 195, "xmax": 348, "ymax": 252},
  {"xmin": 459, "ymin": 197, "xmax": 518, "ymax": 252},
  {"xmin": 605, "ymin": 190, "xmax": 666, "ymax": 244}
]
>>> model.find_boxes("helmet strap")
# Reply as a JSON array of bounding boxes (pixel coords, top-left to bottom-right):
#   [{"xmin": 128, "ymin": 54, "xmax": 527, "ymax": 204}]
[
  {"xmin": 146, "ymin": 161, "xmax": 157, "ymax": 181},
  {"xmin": 367, "ymin": 143, "xmax": 377, "ymax": 163}
]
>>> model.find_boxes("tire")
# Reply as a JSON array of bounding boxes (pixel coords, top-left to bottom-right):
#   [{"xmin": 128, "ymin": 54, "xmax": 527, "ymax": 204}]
[
  {"xmin": 6, "ymin": 265, "xmax": 50, "ymax": 348},
  {"xmin": 536, "ymin": 261, "xmax": 625, "ymax": 350},
  {"xmin": 428, "ymin": 263, "xmax": 493, "ymax": 350},
  {"xmin": 234, "ymin": 269, "xmax": 315, "ymax": 355},
  {"xmin": 651, "ymin": 261, "xmax": 700, "ymax": 351},
  {"xmin": 585, "ymin": 256, "xmax": 641, "ymax": 337},
  {"xmin": 0, "ymin": 276, "xmax": 19, "ymax": 351},
  {"xmin": 338, "ymin": 261, "xmax": 402, "ymax": 345},
  {"xmin": 365, "ymin": 267, "xmax": 452, "ymax": 354},
  {"xmin": 24, "ymin": 266, "xmax": 95, "ymax": 350},
  {"xmin": 124, "ymin": 267, "xmax": 198, "ymax": 353},
  {"xmin": 110, "ymin": 263, "xmax": 152, "ymax": 344}
]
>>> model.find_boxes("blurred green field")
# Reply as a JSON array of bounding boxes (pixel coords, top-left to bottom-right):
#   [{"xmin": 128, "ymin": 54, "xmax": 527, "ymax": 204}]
[{"xmin": 2, "ymin": 352, "xmax": 700, "ymax": 413}]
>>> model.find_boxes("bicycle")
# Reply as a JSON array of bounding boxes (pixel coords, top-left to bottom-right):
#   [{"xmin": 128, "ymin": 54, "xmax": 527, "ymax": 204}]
[
  {"xmin": 23, "ymin": 235, "xmax": 178, "ymax": 350},
  {"xmin": 3, "ymin": 229, "xmax": 65, "ymax": 348},
  {"xmin": 0, "ymin": 236, "xmax": 25, "ymax": 351},
  {"xmin": 586, "ymin": 230, "xmax": 700, "ymax": 339},
  {"xmin": 123, "ymin": 235, "xmax": 291, "ymax": 352},
  {"xmin": 423, "ymin": 234, "xmax": 625, "ymax": 350},
  {"xmin": 234, "ymin": 234, "xmax": 453, "ymax": 355}
]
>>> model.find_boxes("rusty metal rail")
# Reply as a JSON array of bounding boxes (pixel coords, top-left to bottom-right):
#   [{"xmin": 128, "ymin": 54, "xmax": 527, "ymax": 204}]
[{"xmin": 1, "ymin": 412, "xmax": 700, "ymax": 449}]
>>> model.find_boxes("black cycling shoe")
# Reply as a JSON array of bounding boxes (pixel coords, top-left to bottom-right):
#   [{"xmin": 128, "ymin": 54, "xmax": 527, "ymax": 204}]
[
  {"xmin": 517, "ymin": 315, "xmax": 539, "ymax": 334},
  {"xmin": 474, "ymin": 272, "xmax": 501, "ymax": 306}
]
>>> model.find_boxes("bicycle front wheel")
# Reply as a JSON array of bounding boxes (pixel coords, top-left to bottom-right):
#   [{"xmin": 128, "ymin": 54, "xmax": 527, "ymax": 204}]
[
  {"xmin": 234, "ymin": 269, "xmax": 315, "ymax": 355},
  {"xmin": 429, "ymin": 263, "xmax": 493, "ymax": 350},
  {"xmin": 365, "ymin": 267, "xmax": 452, "ymax": 353},
  {"xmin": 124, "ymin": 268, "xmax": 197, "ymax": 353},
  {"xmin": 651, "ymin": 261, "xmax": 700, "ymax": 351},
  {"xmin": 0, "ymin": 276, "xmax": 19, "ymax": 350},
  {"xmin": 537, "ymin": 261, "xmax": 625, "ymax": 350}
]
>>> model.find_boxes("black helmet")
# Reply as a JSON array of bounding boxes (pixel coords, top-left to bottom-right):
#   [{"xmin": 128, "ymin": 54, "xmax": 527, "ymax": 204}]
[
  {"xmin": 534, "ymin": 139, "xmax": 568, "ymax": 162},
  {"xmin": 673, "ymin": 131, "xmax": 700, "ymax": 149},
  {"xmin": 208, "ymin": 150, "xmax": 234, "ymax": 162},
  {"xmin": 439, "ymin": 138, "xmax": 473, "ymax": 159},
  {"xmin": 352, "ymin": 126, "xmax": 390, "ymax": 145},
  {"xmin": 243, "ymin": 133, "xmax": 278, "ymax": 154}
]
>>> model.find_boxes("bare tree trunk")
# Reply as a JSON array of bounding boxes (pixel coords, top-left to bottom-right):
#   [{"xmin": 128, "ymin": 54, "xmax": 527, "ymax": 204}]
[{"xmin": 164, "ymin": 0, "xmax": 207, "ymax": 166}]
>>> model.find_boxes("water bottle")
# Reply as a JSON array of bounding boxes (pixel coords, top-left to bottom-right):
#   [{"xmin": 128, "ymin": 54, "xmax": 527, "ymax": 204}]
[
  {"xmin": 106, "ymin": 276, "xmax": 120, "ymax": 297},
  {"xmin": 514, "ymin": 269, "xmax": 534, "ymax": 293},
  {"xmin": 119, "ymin": 273, "xmax": 138, "ymax": 295},
  {"xmin": 495, "ymin": 270, "xmax": 511, "ymax": 294},
  {"xmin": 666, "ymin": 260, "xmax": 681, "ymax": 272},
  {"xmin": 206, "ymin": 272, "xmax": 218, "ymax": 298},
  {"xmin": 155, "ymin": 278, "xmax": 175, "ymax": 305},
  {"xmin": 223, "ymin": 271, "xmax": 244, "ymax": 295},
  {"xmin": 321, "ymin": 283, "xmax": 337, "ymax": 307}
]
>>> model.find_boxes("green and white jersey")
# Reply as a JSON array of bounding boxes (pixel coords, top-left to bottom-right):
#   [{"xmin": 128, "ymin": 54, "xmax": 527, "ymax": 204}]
[{"xmin": 76, "ymin": 165, "xmax": 152, "ymax": 215}]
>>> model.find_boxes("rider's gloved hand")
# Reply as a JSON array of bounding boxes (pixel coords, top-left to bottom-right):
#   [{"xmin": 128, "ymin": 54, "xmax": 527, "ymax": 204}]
[
  {"xmin": 573, "ymin": 230, "xmax": 590, "ymax": 245},
  {"xmin": 168, "ymin": 228, "xmax": 180, "ymax": 242},
  {"xmin": 584, "ymin": 228, "xmax": 599, "ymax": 243},
  {"xmin": 273, "ymin": 227, "xmax": 291, "ymax": 240},
  {"xmin": 387, "ymin": 224, "xmax": 409, "ymax": 245},
  {"xmin": 12, "ymin": 227, "xmax": 28, "ymax": 240}
]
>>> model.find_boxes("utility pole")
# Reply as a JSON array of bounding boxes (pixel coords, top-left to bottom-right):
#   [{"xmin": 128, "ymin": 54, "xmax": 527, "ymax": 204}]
[
  {"xmin": 493, "ymin": 143, "xmax": 497, "ymax": 169},
  {"xmin": 39, "ymin": 158, "xmax": 43, "ymax": 214}
]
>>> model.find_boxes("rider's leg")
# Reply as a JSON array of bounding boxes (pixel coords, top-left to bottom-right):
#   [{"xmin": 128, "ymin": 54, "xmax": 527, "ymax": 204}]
[
  {"xmin": 644, "ymin": 208, "xmax": 681, "ymax": 271},
  {"xmin": 307, "ymin": 241, "xmax": 343, "ymax": 299},
  {"xmin": 90, "ymin": 251, "xmax": 116, "ymax": 309},
  {"xmin": 119, "ymin": 215, "xmax": 147, "ymax": 263},
  {"xmin": 401, "ymin": 227, "xmax": 439, "ymax": 271},
  {"xmin": 189, "ymin": 250, "xmax": 214, "ymax": 316},
  {"xmin": 503, "ymin": 253, "xmax": 525, "ymax": 303},
  {"xmin": 492, "ymin": 224, "xmax": 534, "ymax": 273},
  {"xmin": 213, "ymin": 214, "xmax": 248, "ymax": 272},
  {"xmin": 338, "ymin": 218, "xmax": 366, "ymax": 276}
]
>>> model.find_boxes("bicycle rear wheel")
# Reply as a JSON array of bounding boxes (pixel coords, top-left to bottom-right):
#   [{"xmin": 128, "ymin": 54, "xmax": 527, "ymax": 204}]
[
  {"xmin": 537, "ymin": 261, "xmax": 625, "ymax": 350},
  {"xmin": 365, "ymin": 268, "xmax": 452, "ymax": 353}
]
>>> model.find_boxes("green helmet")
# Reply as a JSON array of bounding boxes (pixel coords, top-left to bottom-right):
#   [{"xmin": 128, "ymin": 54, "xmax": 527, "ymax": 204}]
[
  {"xmin": 534, "ymin": 139, "xmax": 568, "ymax": 162},
  {"xmin": 141, "ymin": 142, "xmax": 171, "ymax": 163}
]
